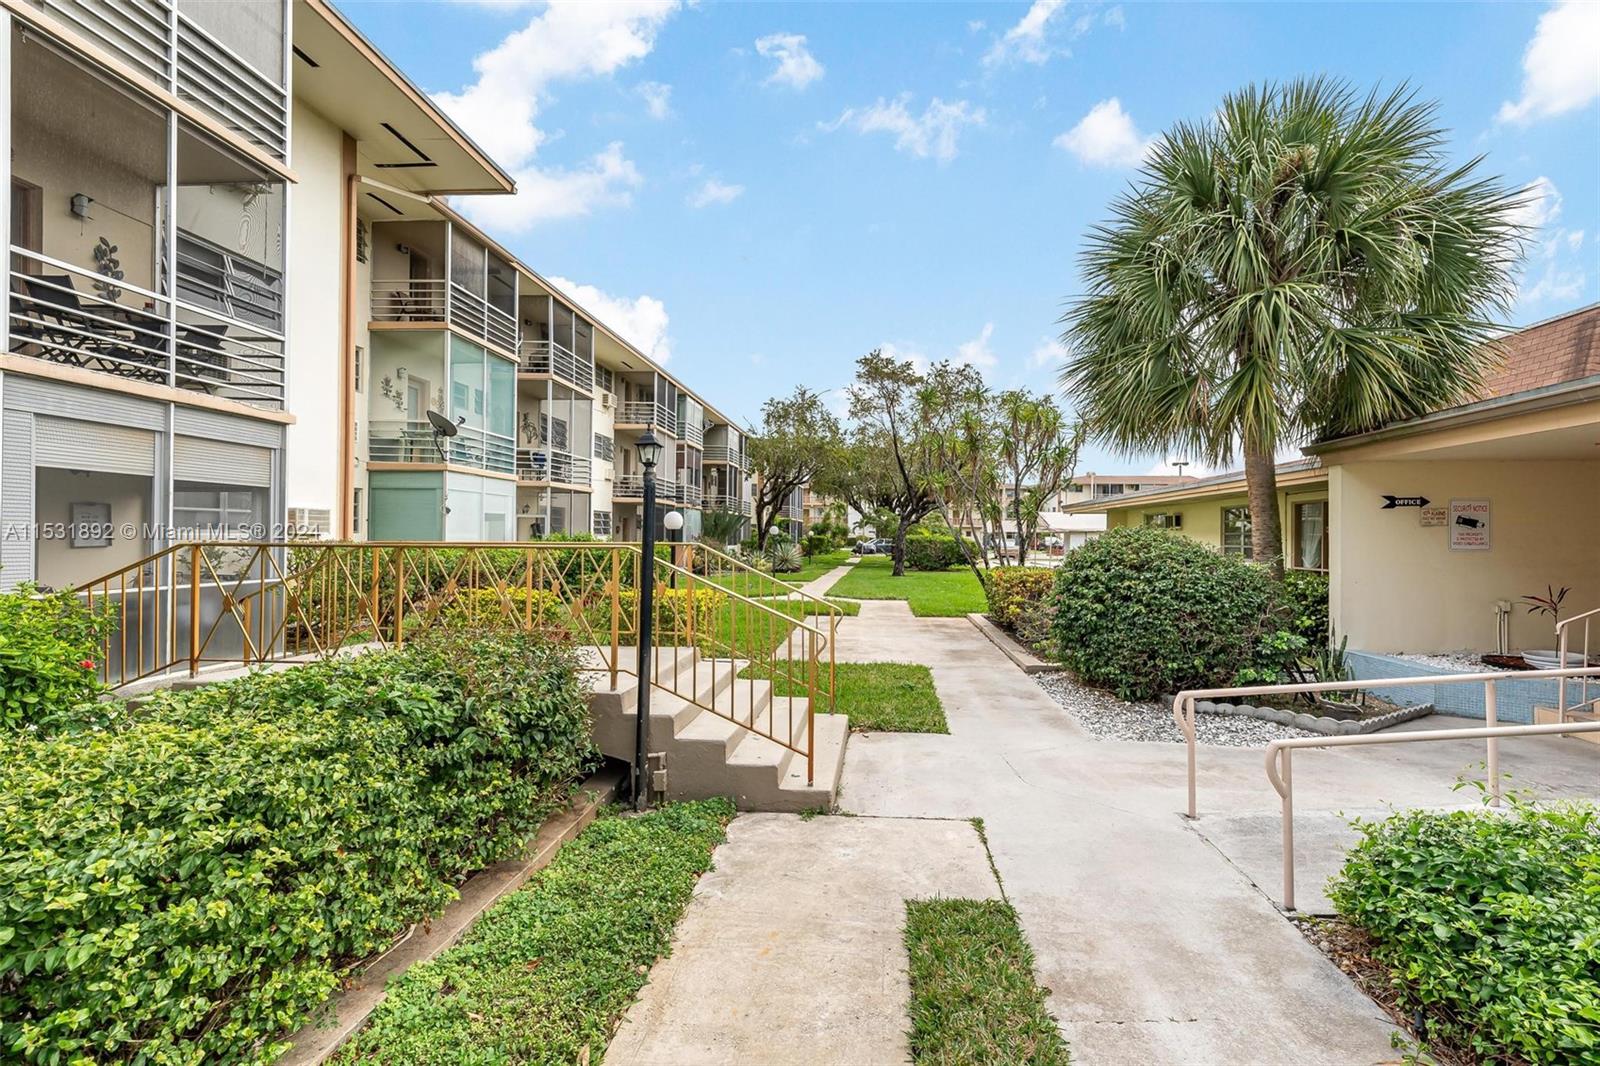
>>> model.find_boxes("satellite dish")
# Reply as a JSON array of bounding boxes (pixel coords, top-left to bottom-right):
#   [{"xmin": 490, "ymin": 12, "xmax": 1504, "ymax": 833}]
[{"xmin": 426, "ymin": 409, "xmax": 459, "ymax": 437}]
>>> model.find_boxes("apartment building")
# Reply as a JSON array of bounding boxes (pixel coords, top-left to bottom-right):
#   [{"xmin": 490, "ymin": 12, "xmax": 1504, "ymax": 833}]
[{"xmin": 0, "ymin": 0, "xmax": 298, "ymax": 590}]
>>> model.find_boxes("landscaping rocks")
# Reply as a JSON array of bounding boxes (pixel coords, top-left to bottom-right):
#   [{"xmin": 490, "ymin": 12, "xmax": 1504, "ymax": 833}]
[
  {"xmin": 1193, "ymin": 699, "xmax": 1432, "ymax": 736},
  {"xmin": 1034, "ymin": 674, "xmax": 1318, "ymax": 746}
]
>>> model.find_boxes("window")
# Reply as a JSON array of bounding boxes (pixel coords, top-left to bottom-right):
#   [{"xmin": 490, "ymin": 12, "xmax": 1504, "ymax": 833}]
[
  {"xmin": 1293, "ymin": 500, "xmax": 1328, "ymax": 572},
  {"xmin": 1222, "ymin": 506, "xmax": 1253, "ymax": 558},
  {"xmin": 595, "ymin": 365, "xmax": 614, "ymax": 393},
  {"xmin": 173, "ymin": 483, "xmax": 265, "ymax": 539},
  {"xmin": 1095, "ymin": 484, "xmax": 1126, "ymax": 496},
  {"xmin": 354, "ymin": 345, "xmax": 364, "ymax": 393},
  {"xmin": 353, "ymin": 487, "xmax": 362, "ymax": 535},
  {"xmin": 594, "ymin": 433, "xmax": 614, "ymax": 462},
  {"xmin": 1144, "ymin": 512, "xmax": 1182, "ymax": 529},
  {"xmin": 593, "ymin": 510, "xmax": 612, "ymax": 536}
]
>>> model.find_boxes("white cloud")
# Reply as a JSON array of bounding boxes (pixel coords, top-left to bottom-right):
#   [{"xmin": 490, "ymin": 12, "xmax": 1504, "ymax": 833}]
[
  {"xmin": 878, "ymin": 340, "xmax": 930, "ymax": 373},
  {"xmin": 1054, "ymin": 98, "xmax": 1153, "ymax": 168},
  {"xmin": 434, "ymin": 1, "xmax": 679, "ymax": 230},
  {"xmin": 822, "ymin": 93, "xmax": 986, "ymax": 163},
  {"xmin": 1104, "ymin": 6, "xmax": 1126, "ymax": 30},
  {"xmin": 755, "ymin": 32, "xmax": 825, "ymax": 89},
  {"xmin": 967, "ymin": 19, "xmax": 987, "ymax": 33},
  {"xmin": 1496, "ymin": 0, "xmax": 1600, "ymax": 125},
  {"xmin": 984, "ymin": 0, "xmax": 1067, "ymax": 66},
  {"xmin": 1029, "ymin": 337, "xmax": 1066, "ymax": 369},
  {"xmin": 637, "ymin": 80, "xmax": 672, "ymax": 119},
  {"xmin": 687, "ymin": 178, "xmax": 745, "ymax": 208},
  {"xmin": 955, "ymin": 323, "xmax": 998, "ymax": 373},
  {"xmin": 1510, "ymin": 176, "xmax": 1590, "ymax": 309},
  {"xmin": 547, "ymin": 275, "xmax": 672, "ymax": 364}
]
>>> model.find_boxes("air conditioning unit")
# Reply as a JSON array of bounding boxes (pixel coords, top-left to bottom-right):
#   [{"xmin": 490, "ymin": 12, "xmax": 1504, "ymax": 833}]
[{"xmin": 599, "ymin": 391, "xmax": 614, "ymax": 409}]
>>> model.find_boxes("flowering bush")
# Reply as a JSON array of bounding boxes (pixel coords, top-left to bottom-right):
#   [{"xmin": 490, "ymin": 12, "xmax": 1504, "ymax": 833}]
[{"xmin": 0, "ymin": 583, "xmax": 111, "ymax": 731}]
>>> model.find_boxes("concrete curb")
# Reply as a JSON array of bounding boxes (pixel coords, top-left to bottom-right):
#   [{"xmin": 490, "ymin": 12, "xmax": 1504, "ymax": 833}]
[
  {"xmin": 1194, "ymin": 699, "xmax": 1434, "ymax": 736},
  {"xmin": 279, "ymin": 767, "xmax": 626, "ymax": 1065},
  {"xmin": 967, "ymin": 613, "xmax": 1063, "ymax": 674}
]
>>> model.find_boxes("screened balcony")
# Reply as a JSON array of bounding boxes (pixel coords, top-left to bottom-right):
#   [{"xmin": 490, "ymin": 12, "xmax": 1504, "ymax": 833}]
[
  {"xmin": 369, "ymin": 221, "xmax": 518, "ymax": 354},
  {"xmin": 7, "ymin": 39, "xmax": 286, "ymax": 407},
  {"xmin": 518, "ymin": 292, "xmax": 594, "ymax": 392}
]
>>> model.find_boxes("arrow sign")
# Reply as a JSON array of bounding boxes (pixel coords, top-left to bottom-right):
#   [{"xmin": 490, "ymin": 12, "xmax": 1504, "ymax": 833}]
[{"xmin": 1381, "ymin": 495, "xmax": 1429, "ymax": 509}]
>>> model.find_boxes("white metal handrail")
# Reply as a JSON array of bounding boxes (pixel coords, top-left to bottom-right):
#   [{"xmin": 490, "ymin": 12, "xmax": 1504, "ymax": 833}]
[
  {"xmin": 1557, "ymin": 607, "xmax": 1599, "ymax": 715},
  {"xmin": 516, "ymin": 448, "xmax": 592, "ymax": 485},
  {"xmin": 1265, "ymin": 719, "xmax": 1600, "ymax": 911},
  {"xmin": 371, "ymin": 279, "xmax": 447, "ymax": 322},
  {"xmin": 702, "ymin": 446, "xmax": 745, "ymax": 468},
  {"xmin": 449, "ymin": 282, "xmax": 517, "ymax": 353},
  {"xmin": 1174, "ymin": 666, "xmax": 1600, "ymax": 820},
  {"xmin": 519, "ymin": 339, "xmax": 594, "ymax": 391}
]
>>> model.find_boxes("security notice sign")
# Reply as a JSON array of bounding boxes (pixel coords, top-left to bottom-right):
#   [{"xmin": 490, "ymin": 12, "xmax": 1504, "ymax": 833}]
[{"xmin": 1448, "ymin": 498, "xmax": 1491, "ymax": 550}]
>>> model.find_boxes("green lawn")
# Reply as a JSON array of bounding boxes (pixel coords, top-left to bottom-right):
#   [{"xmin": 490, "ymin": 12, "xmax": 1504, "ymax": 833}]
[
  {"xmin": 704, "ymin": 550, "xmax": 853, "ymax": 594},
  {"xmin": 334, "ymin": 799, "xmax": 734, "ymax": 1065},
  {"xmin": 828, "ymin": 556, "xmax": 988, "ymax": 617},
  {"xmin": 756, "ymin": 661, "xmax": 946, "ymax": 733},
  {"xmin": 905, "ymin": 898, "xmax": 1070, "ymax": 1065}
]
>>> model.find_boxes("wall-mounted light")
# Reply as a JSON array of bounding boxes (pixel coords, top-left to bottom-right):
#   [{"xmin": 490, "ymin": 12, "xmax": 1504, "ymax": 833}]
[
  {"xmin": 70, "ymin": 193, "xmax": 94, "ymax": 220},
  {"xmin": 396, "ymin": 367, "xmax": 408, "ymax": 379}
]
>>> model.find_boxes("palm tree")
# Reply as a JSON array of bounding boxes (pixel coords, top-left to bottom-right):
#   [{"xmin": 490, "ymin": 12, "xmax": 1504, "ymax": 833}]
[{"xmin": 1060, "ymin": 79, "xmax": 1524, "ymax": 576}]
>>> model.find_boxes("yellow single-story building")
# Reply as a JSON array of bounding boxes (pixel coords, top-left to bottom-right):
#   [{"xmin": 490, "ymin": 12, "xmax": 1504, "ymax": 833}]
[{"xmin": 1068, "ymin": 304, "xmax": 1600, "ymax": 666}]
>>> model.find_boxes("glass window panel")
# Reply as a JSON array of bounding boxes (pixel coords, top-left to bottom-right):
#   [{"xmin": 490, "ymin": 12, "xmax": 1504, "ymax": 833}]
[
  {"xmin": 1222, "ymin": 506, "xmax": 1252, "ymax": 558},
  {"xmin": 1295, "ymin": 501, "xmax": 1327, "ymax": 571}
]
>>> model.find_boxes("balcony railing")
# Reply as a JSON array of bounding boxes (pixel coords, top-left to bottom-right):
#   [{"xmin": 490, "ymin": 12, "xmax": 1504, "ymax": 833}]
[
  {"xmin": 704, "ymin": 495, "xmax": 752, "ymax": 516},
  {"xmin": 8, "ymin": 247, "xmax": 286, "ymax": 408},
  {"xmin": 370, "ymin": 279, "xmax": 519, "ymax": 354},
  {"xmin": 678, "ymin": 484, "xmax": 703, "ymax": 508},
  {"xmin": 517, "ymin": 448, "xmax": 592, "ymax": 486},
  {"xmin": 616, "ymin": 401, "xmax": 678, "ymax": 436},
  {"xmin": 369, "ymin": 419, "xmax": 514, "ymax": 474},
  {"xmin": 702, "ymin": 446, "xmax": 745, "ymax": 469},
  {"xmin": 519, "ymin": 339, "xmax": 594, "ymax": 392},
  {"xmin": 23, "ymin": 1, "xmax": 289, "ymax": 161},
  {"xmin": 680, "ymin": 420, "xmax": 705, "ymax": 447}
]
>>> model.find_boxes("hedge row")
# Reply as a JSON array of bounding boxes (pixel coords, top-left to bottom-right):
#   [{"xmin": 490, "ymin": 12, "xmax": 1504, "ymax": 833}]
[
  {"xmin": 985, "ymin": 568, "xmax": 1056, "ymax": 650},
  {"xmin": 0, "ymin": 628, "xmax": 595, "ymax": 1065},
  {"xmin": 0, "ymin": 584, "xmax": 111, "ymax": 732}
]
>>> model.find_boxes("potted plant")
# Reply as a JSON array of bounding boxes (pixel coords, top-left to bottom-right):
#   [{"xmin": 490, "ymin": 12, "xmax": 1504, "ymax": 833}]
[{"xmin": 1519, "ymin": 586, "xmax": 1584, "ymax": 668}]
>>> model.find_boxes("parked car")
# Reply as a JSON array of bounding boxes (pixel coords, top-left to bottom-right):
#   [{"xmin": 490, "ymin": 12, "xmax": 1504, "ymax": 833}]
[{"xmin": 853, "ymin": 538, "xmax": 893, "ymax": 555}]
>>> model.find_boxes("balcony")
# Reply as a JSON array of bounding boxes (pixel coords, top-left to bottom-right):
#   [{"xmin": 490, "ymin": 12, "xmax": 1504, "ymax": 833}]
[
  {"xmin": 680, "ymin": 420, "xmax": 705, "ymax": 447},
  {"xmin": 8, "ymin": 248, "xmax": 286, "ymax": 408},
  {"xmin": 702, "ymin": 446, "xmax": 745, "ymax": 469},
  {"xmin": 517, "ymin": 448, "xmax": 593, "ymax": 487},
  {"xmin": 616, "ymin": 401, "xmax": 678, "ymax": 436},
  {"xmin": 369, "ymin": 419, "xmax": 514, "ymax": 475},
  {"xmin": 370, "ymin": 279, "xmax": 518, "ymax": 355},
  {"xmin": 22, "ymin": 0, "xmax": 289, "ymax": 160},
  {"xmin": 519, "ymin": 339, "xmax": 594, "ymax": 392},
  {"xmin": 612, "ymin": 474, "xmax": 676, "ymax": 502},
  {"xmin": 704, "ymin": 495, "xmax": 752, "ymax": 516}
]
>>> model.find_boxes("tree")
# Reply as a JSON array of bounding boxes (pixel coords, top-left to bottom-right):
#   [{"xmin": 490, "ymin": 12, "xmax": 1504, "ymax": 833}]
[
  {"xmin": 1059, "ymin": 79, "xmax": 1523, "ymax": 577},
  {"xmin": 747, "ymin": 387, "xmax": 841, "ymax": 552},
  {"xmin": 994, "ymin": 390, "xmax": 1083, "ymax": 567},
  {"xmin": 913, "ymin": 361, "xmax": 996, "ymax": 583},
  {"xmin": 826, "ymin": 350, "xmax": 940, "ymax": 576}
]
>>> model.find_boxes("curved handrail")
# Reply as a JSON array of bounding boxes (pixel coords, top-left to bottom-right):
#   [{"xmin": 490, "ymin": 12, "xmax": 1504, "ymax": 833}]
[{"xmin": 1556, "ymin": 606, "xmax": 1599, "ymax": 714}]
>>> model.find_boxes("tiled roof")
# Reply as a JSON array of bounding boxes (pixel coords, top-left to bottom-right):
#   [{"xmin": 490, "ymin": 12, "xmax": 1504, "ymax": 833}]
[{"xmin": 1479, "ymin": 304, "xmax": 1600, "ymax": 399}]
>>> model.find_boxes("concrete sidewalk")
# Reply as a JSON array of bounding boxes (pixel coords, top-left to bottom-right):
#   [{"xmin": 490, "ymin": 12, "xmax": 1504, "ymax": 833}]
[{"xmin": 605, "ymin": 814, "xmax": 999, "ymax": 1066}]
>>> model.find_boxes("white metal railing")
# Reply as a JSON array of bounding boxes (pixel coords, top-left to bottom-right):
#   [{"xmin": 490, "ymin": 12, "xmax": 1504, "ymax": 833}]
[
  {"xmin": 368, "ymin": 420, "xmax": 442, "ymax": 463},
  {"xmin": 1174, "ymin": 666, "xmax": 1600, "ymax": 822},
  {"xmin": 449, "ymin": 282, "xmax": 517, "ymax": 353},
  {"xmin": 371, "ymin": 279, "xmax": 447, "ymax": 322},
  {"xmin": 9, "ymin": 246, "xmax": 284, "ymax": 407},
  {"xmin": 679, "ymin": 484, "xmax": 702, "ymax": 507},
  {"xmin": 680, "ymin": 420, "xmax": 705, "ymax": 447},
  {"xmin": 616, "ymin": 401, "xmax": 678, "ymax": 436},
  {"xmin": 704, "ymin": 494, "xmax": 751, "ymax": 516},
  {"xmin": 26, "ymin": 0, "xmax": 172, "ymax": 86},
  {"xmin": 516, "ymin": 448, "xmax": 592, "ymax": 486},
  {"xmin": 175, "ymin": 12, "xmax": 288, "ymax": 158},
  {"xmin": 519, "ymin": 339, "xmax": 594, "ymax": 391},
  {"xmin": 1265, "ymin": 716, "xmax": 1600, "ymax": 911},
  {"xmin": 702, "ymin": 446, "xmax": 745, "ymax": 468},
  {"xmin": 1557, "ymin": 607, "xmax": 1600, "ymax": 716},
  {"xmin": 614, "ymin": 474, "xmax": 644, "ymax": 498},
  {"xmin": 450, "ymin": 428, "xmax": 514, "ymax": 474}
]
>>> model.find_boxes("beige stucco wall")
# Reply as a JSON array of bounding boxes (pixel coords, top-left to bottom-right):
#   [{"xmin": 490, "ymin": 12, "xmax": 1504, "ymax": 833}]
[
  {"xmin": 284, "ymin": 99, "xmax": 344, "ymax": 527},
  {"xmin": 1330, "ymin": 459, "xmax": 1600, "ymax": 655},
  {"xmin": 34, "ymin": 471, "xmax": 152, "ymax": 588},
  {"xmin": 1104, "ymin": 485, "xmax": 1327, "ymax": 560}
]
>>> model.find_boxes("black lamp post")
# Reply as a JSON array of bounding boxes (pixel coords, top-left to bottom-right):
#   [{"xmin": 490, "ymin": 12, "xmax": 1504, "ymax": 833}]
[{"xmin": 633, "ymin": 428, "xmax": 664, "ymax": 811}]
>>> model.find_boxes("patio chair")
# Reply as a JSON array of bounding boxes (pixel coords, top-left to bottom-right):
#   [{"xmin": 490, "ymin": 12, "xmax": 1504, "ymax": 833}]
[
  {"xmin": 176, "ymin": 323, "xmax": 230, "ymax": 393},
  {"xmin": 18, "ymin": 274, "xmax": 103, "ymax": 367}
]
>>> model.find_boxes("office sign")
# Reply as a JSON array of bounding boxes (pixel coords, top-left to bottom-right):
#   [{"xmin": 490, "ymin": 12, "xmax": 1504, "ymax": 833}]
[
  {"xmin": 1380, "ymin": 495, "xmax": 1430, "ymax": 509},
  {"xmin": 1448, "ymin": 498, "xmax": 1491, "ymax": 550}
]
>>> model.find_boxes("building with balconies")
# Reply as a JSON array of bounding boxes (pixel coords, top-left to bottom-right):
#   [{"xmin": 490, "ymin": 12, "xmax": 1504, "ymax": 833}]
[{"xmin": 0, "ymin": 0, "xmax": 298, "ymax": 590}]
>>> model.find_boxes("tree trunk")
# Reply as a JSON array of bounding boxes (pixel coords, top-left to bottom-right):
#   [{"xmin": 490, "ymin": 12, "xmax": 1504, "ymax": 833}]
[
  {"xmin": 1243, "ymin": 438, "xmax": 1283, "ymax": 579},
  {"xmin": 1013, "ymin": 476, "xmax": 1028, "ymax": 568},
  {"xmin": 891, "ymin": 520, "xmax": 910, "ymax": 577}
]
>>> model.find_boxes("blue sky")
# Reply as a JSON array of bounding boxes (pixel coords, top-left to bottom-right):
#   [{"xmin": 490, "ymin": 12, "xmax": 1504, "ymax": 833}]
[{"xmin": 342, "ymin": 0, "xmax": 1600, "ymax": 474}]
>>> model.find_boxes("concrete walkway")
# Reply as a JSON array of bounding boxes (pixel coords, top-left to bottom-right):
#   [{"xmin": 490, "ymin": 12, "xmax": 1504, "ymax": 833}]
[
  {"xmin": 830, "ymin": 599, "xmax": 1600, "ymax": 1063},
  {"xmin": 605, "ymin": 814, "xmax": 999, "ymax": 1066}
]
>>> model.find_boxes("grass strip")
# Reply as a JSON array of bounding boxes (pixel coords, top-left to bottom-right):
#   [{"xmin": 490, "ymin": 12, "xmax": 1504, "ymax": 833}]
[
  {"xmin": 828, "ymin": 557, "xmax": 988, "ymax": 617},
  {"xmin": 905, "ymin": 898, "xmax": 1069, "ymax": 1065},
  {"xmin": 743, "ymin": 661, "xmax": 947, "ymax": 733},
  {"xmin": 334, "ymin": 799, "xmax": 734, "ymax": 1065}
]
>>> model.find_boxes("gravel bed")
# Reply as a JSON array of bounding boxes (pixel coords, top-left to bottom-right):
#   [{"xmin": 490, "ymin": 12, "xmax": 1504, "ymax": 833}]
[
  {"xmin": 1034, "ymin": 673, "xmax": 1318, "ymax": 747},
  {"xmin": 1393, "ymin": 651, "xmax": 1510, "ymax": 672}
]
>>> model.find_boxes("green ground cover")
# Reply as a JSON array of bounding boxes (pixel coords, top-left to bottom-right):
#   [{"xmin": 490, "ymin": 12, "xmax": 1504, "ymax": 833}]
[
  {"xmin": 703, "ymin": 550, "xmax": 852, "ymax": 594},
  {"xmin": 828, "ymin": 556, "xmax": 988, "ymax": 617},
  {"xmin": 749, "ymin": 661, "xmax": 947, "ymax": 733},
  {"xmin": 904, "ymin": 898, "xmax": 1070, "ymax": 1064},
  {"xmin": 334, "ymin": 799, "xmax": 734, "ymax": 1065}
]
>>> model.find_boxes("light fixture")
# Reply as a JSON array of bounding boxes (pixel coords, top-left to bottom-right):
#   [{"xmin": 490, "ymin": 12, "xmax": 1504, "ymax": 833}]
[
  {"xmin": 70, "ymin": 193, "xmax": 93, "ymax": 219},
  {"xmin": 663, "ymin": 510, "xmax": 684, "ymax": 532},
  {"xmin": 634, "ymin": 428, "xmax": 663, "ymax": 470}
]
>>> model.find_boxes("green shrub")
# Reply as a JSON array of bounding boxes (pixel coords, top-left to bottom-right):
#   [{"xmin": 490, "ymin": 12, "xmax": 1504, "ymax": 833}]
[
  {"xmin": 986, "ymin": 568, "xmax": 1056, "ymax": 649},
  {"xmin": 1050, "ymin": 526, "xmax": 1282, "ymax": 701},
  {"xmin": 1281, "ymin": 570, "xmax": 1330, "ymax": 651},
  {"xmin": 767, "ymin": 540, "xmax": 804, "ymax": 574},
  {"xmin": 0, "ymin": 584, "xmax": 112, "ymax": 731},
  {"xmin": 904, "ymin": 534, "xmax": 971, "ymax": 571},
  {"xmin": 1330, "ymin": 798, "xmax": 1600, "ymax": 1065},
  {"xmin": 0, "ymin": 628, "xmax": 595, "ymax": 1065}
]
